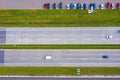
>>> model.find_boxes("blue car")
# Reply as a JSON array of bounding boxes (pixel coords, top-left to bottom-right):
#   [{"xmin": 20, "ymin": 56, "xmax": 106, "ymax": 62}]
[
  {"xmin": 52, "ymin": 3, "xmax": 56, "ymax": 9},
  {"xmin": 58, "ymin": 2, "xmax": 62, "ymax": 9},
  {"xmin": 83, "ymin": 3, "xmax": 87, "ymax": 10},
  {"xmin": 70, "ymin": 3, "xmax": 74, "ymax": 9},
  {"xmin": 93, "ymin": 3, "xmax": 97, "ymax": 10},
  {"xmin": 102, "ymin": 55, "xmax": 109, "ymax": 59}
]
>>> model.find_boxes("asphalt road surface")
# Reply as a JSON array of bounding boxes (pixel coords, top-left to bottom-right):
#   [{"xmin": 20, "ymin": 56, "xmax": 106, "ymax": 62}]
[
  {"xmin": 0, "ymin": 50, "xmax": 120, "ymax": 67},
  {"xmin": 2, "ymin": 27, "xmax": 120, "ymax": 44},
  {"xmin": 0, "ymin": 77, "xmax": 119, "ymax": 80},
  {"xmin": 0, "ymin": 0, "xmax": 120, "ymax": 9}
]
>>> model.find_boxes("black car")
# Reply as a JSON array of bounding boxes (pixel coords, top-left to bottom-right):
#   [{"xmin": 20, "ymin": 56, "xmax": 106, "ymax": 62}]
[
  {"xmin": 52, "ymin": 3, "xmax": 56, "ymax": 9},
  {"xmin": 58, "ymin": 2, "xmax": 62, "ymax": 9},
  {"xmin": 102, "ymin": 55, "xmax": 109, "ymax": 59},
  {"xmin": 47, "ymin": 3, "xmax": 50, "ymax": 9}
]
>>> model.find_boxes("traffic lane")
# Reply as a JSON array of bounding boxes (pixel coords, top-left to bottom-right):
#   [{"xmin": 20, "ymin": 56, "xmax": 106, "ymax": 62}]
[
  {"xmin": 0, "ymin": 77, "xmax": 119, "ymax": 80},
  {"xmin": 4, "ymin": 50, "xmax": 120, "ymax": 66},
  {"xmin": 5, "ymin": 27, "xmax": 120, "ymax": 44}
]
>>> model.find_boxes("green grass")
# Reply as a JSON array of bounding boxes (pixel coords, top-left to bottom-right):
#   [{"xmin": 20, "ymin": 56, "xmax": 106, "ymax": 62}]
[
  {"xmin": 0, "ymin": 44, "xmax": 120, "ymax": 49},
  {"xmin": 0, "ymin": 67, "xmax": 120, "ymax": 76},
  {"xmin": 0, "ymin": 9, "xmax": 120, "ymax": 27}
]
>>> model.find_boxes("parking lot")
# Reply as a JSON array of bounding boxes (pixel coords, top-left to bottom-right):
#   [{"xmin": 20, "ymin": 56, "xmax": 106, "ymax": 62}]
[{"xmin": 0, "ymin": 0, "xmax": 119, "ymax": 9}]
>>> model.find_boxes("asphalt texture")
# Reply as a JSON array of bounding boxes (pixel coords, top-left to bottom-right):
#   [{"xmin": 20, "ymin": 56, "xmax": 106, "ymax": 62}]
[
  {"xmin": 0, "ymin": 0, "xmax": 120, "ymax": 9},
  {"xmin": 1, "ymin": 50, "xmax": 119, "ymax": 66},
  {"xmin": 5, "ymin": 27, "xmax": 120, "ymax": 44},
  {"xmin": 0, "ymin": 77, "xmax": 119, "ymax": 80}
]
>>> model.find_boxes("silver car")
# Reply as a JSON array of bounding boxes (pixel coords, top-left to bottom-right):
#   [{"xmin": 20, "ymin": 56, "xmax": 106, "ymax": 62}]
[
  {"xmin": 111, "ymin": 3, "xmax": 115, "ymax": 9},
  {"xmin": 100, "ymin": 4, "xmax": 104, "ymax": 9}
]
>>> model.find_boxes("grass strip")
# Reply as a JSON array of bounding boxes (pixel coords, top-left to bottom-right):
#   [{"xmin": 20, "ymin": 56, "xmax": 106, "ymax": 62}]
[
  {"xmin": 0, "ymin": 44, "xmax": 120, "ymax": 49},
  {"xmin": 0, "ymin": 9, "xmax": 120, "ymax": 27},
  {"xmin": 0, "ymin": 67, "xmax": 120, "ymax": 76}
]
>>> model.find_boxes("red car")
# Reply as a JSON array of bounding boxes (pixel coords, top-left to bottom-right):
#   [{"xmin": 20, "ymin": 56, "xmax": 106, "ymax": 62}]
[
  {"xmin": 107, "ymin": 2, "xmax": 111, "ymax": 9},
  {"xmin": 44, "ymin": 3, "xmax": 48, "ymax": 9},
  {"xmin": 117, "ymin": 3, "xmax": 120, "ymax": 9}
]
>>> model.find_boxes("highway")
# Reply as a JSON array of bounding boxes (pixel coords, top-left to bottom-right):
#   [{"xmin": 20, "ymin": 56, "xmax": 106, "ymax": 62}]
[
  {"xmin": 0, "ymin": 77, "xmax": 119, "ymax": 80},
  {"xmin": 0, "ymin": 27, "xmax": 119, "ymax": 44},
  {"xmin": 0, "ymin": 50, "xmax": 120, "ymax": 66},
  {"xmin": 0, "ymin": 0, "xmax": 119, "ymax": 9}
]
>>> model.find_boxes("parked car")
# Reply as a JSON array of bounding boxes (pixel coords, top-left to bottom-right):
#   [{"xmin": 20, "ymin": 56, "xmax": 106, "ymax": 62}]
[
  {"xmin": 107, "ymin": 2, "xmax": 111, "ymax": 9},
  {"xmin": 117, "ymin": 3, "xmax": 120, "ymax": 9},
  {"xmin": 74, "ymin": 4, "xmax": 77, "ymax": 9},
  {"xmin": 81, "ymin": 4, "xmax": 84, "ymax": 10},
  {"xmin": 83, "ymin": 3, "xmax": 87, "ymax": 10},
  {"xmin": 70, "ymin": 3, "xmax": 74, "ymax": 9},
  {"xmin": 76, "ymin": 3, "xmax": 80, "ymax": 9},
  {"xmin": 93, "ymin": 3, "xmax": 97, "ymax": 10},
  {"xmin": 44, "ymin": 3, "xmax": 48, "ymax": 9},
  {"xmin": 66, "ymin": 4, "xmax": 70, "ymax": 9},
  {"xmin": 52, "ymin": 3, "xmax": 56, "ymax": 9},
  {"xmin": 111, "ymin": 3, "xmax": 115, "ymax": 9},
  {"xmin": 100, "ymin": 4, "xmax": 104, "ymax": 9},
  {"xmin": 89, "ymin": 3, "xmax": 93, "ymax": 9},
  {"xmin": 58, "ymin": 2, "xmax": 62, "ymax": 9},
  {"xmin": 47, "ymin": 3, "xmax": 50, "ymax": 9}
]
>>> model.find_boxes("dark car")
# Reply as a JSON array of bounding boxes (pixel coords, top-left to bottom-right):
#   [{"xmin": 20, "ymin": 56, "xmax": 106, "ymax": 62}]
[
  {"xmin": 52, "ymin": 3, "xmax": 56, "ymax": 9},
  {"xmin": 83, "ymin": 3, "xmax": 87, "ymax": 10},
  {"xmin": 117, "ymin": 3, "xmax": 120, "ymax": 9},
  {"xmin": 76, "ymin": 3, "xmax": 80, "ymax": 9},
  {"xmin": 44, "ymin": 3, "xmax": 48, "ymax": 9},
  {"xmin": 107, "ymin": 2, "xmax": 111, "ymax": 9},
  {"xmin": 89, "ymin": 3, "xmax": 93, "ymax": 9},
  {"xmin": 102, "ymin": 55, "xmax": 109, "ymax": 59},
  {"xmin": 46, "ymin": 3, "xmax": 50, "ymax": 9},
  {"xmin": 58, "ymin": 2, "xmax": 62, "ymax": 9}
]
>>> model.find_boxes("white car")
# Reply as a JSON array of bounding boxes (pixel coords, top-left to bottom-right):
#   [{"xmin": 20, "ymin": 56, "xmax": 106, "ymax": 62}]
[
  {"xmin": 45, "ymin": 56, "xmax": 52, "ymax": 60},
  {"xmin": 106, "ymin": 35, "xmax": 112, "ymax": 39},
  {"xmin": 74, "ymin": 4, "xmax": 76, "ymax": 9},
  {"xmin": 100, "ymin": 4, "xmax": 104, "ymax": 9},
  {"xmin": 66, "ymin": 4, "xmax": 70, "ymax": 9}
]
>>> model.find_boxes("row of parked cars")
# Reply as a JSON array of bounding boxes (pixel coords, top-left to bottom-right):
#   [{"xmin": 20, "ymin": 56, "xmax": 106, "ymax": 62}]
[
  {"xmin": 44, "ymin": 2, "xmax": 62, "ymax": 9},
  {"xmin": 43, "ymin": 2, "xmax": 120, "ymax": 10},
  {"xmin": 100, "ymin": 2, "xmax": 120, "ymax": 9}
]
